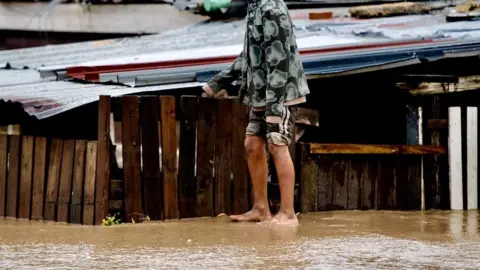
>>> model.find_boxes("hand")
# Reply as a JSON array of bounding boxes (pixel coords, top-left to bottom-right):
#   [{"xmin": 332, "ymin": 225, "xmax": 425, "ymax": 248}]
[{"xmin": 202, "ymin": 84, "xmax": 229, "ymax": 99}]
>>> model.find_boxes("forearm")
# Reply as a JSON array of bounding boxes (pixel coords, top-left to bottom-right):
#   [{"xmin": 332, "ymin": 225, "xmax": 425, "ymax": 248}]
[{"xmin": 206, "ymin": 54, "xmax": 243, "ymax": 94}]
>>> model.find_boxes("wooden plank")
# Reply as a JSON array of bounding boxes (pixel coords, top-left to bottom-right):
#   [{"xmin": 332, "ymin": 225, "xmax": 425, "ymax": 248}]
[
  {"xmin": 31, "ymin": 137, "xmax": 47, "ymax": 220},
  {"xmin": 396, "ymin": 156, "xmax": 422, "ymax": 210},
  {"xmin": 96, "ymin": 95, "xmax": 111, "ymax": 225},
  {"xmin": 140, "ymin": 96, "xmax": 162, "ymax": 220},
  {"xmin": 449, "ymin": 107, "xmax": 463, "ymax": 210},
  {"xmin": 178, "ymin": 96, "xmax": 198, "ymax": 218},
  {"xmin": 467, "ymin": 106, "xmax": 478, "ymax": 210},
  {"xmin": 362, "ymin": 157, "xmax": 378, "ymax": 209},
  {"xmin": 377, "ymin": 157, "xmax": 396, "ymax": 209},
  {"xmin": 0, "ymin": 134, "xmax": 7, "ymax": 217},
  {"xmin": 398, "ymin": 75, "xmax": 480, "ymax": 96},
  {"xmin": 196, "ymin": 97, "xmax": 216, "ymax": 217},
  {"xmin": 231, "ymin": 101, "xmax": 249, "ymax": 214},
  {"xmin": 57, "ymin": 140, "xmax": 75, "ymax": 223},
  {"xmin": 122, "ymin": 96, "xmax": 143, "ymax": 222},
  {"xmin": 44, "ymin": 138, "xmax": 63, "ymax": 221},
  {"xmin": 298, "ymin": 143, "xmax": 318, "ymax": 213},
  {"xmin": 332, "ymin": 159, "xmax": 348, "ymax": 210},
  {"xmin": 316, "ymin": 156, "xmax": 334, "ymax": 211},
  {"xmin": 309, "ymin": 144, "xmax": 446, "ymax": 155},
  {"xmin": 6, "ymin": 135, "xmax": 21, "ymax": 218},
  {"xmin": 160, "ymin": 96, "xmax": 179, "ymax": 219},
  {"xmin": 423, "ymin": 96, "xmax": 449, "ymax": 210},
  {"xmin": 347, "ymin": 157, "xmax": 362, "ymax": 210},
  {"xmin": 427, "ymin": 119, "xmax": 448, "ymax": 129},
  {"xmin": 18, "ymin": 136, "xmax": 34, "ymax": 219},
  {"xmin": 70, "ymin": 140, "xmax": 87, "ymax": 224},
  {"xmin": 83, "ymin": 142, "xmax": 97, "ymax": 225},
  {"xmin": 214, "ymin": 98, "xmax": 233, "ymax": 216}
]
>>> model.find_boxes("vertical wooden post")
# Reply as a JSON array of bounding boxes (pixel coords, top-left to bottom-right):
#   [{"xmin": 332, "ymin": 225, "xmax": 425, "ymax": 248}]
[
  {"xmin": 196, "ymin": 98, "xmax": 216, "ymax": 217},
  {"xmin": 467, "ymin": 106, "xmax": 478, "ymax": 210},
  {"xmin": 44, "ymin": 139, "xmax": 63, "ymax": 221},
  {"xmin": 232, "ymin": 101, "xmax": 249, "ymax": 214},
  {"xmin": 140, "ymin": 96, "xmax": 162, "ymax": 220},
  {"xmin": 160, "ymin": 96, "xmax": 179, "ymax": 220},
  {"xmin": 121, "ymin": 96, "xmax": 142, "ymax": 222},
  {"xmin": 0, "ymin": 134, "xmax": 6, "ymax": 217},
  {"xmin": 405, "ymin": 104, "xmax": 423, "ymax": 210},
  {"xmin": 298, "ymin": 143, "xmax": 318, "ymax": 213},
  {"xmin": 214, "ymin": 98, "xmax": 234, "ymax": 216},
  {"xmin": 96, "ymin": 95, "xmax": 111, "ymax": 225},
  {"xmin": 449, "ymin": 106, "xmax": 463, "ymax": 210},
  {"xmin": 18, "ymin": 136, "xmax": 34, "ymax": 219},
  {"xmin": 178, "ymin": 96, "xmax": 198, "ymax": 218},
  {"xmin": 31, "ymin": 137, "xmax": 47, "ymax": 220},
  {"xmin": 57, "ymin": 140, "xmax": 75, "ymax": 223},
  {"xmin": 83, "ymin": 142, "xmax": 97, "ymax": 225},
  {"xmin": 6, "ymin": 135, "xmax": 21, "ymax": 218},
  {"xmin": 70, "ymin": 140, "xmax": 87, "ymax": 224}
]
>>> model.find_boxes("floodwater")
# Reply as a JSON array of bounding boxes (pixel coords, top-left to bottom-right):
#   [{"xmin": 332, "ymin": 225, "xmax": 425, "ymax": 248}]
[{"xmin": 1, "ymin": 211, "xmax": 479, "ymax": 269}]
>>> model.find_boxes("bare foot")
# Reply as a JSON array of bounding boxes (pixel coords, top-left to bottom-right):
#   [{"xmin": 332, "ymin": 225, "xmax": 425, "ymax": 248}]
[
  {"xmin": 258, "ymin": 211, "xmax": 299, "ymax": 227},
  {"xmin": 230, "ymin": 207, "xmax": 271, "ymax": 222}
]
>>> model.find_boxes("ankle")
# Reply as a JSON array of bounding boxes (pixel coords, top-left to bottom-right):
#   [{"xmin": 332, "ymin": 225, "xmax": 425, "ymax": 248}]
[
  {"xmin": 278, "ymin": 208, "xmax": 296, "ymax": 218},
  {"xmin": 253, "ymin": 202, "xmax": 270, "ymax": 213}
]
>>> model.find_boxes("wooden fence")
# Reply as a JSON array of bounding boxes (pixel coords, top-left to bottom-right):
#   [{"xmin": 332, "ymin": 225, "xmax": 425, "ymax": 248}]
[
  {"xmin": 104, "ymin": 95, "xmax": 252, "ymax": 222},
  {"xmin": 298, "ymin": 143, "xmax": 447, "ymax": 213},
  {"xmin": 0, "ymin": 135, "xmax": 108, "ymax": 225}
]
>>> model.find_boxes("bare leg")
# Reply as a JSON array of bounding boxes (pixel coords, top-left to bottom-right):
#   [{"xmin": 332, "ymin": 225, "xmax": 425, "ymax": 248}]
[
  {"xmin": 230, "ymin": 136, "xmax": 271, "ymax": 222},
  {"xmin": 259, "ymin": 144, "xmax": 298, "ymax": 227}
]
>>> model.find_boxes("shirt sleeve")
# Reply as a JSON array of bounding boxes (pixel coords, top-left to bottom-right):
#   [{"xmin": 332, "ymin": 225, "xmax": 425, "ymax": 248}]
[
  {"xmin": 206, "ymin": 51, "xmax": 243, "ymax": 94},
  {"xmin": 263, "ymin": 8, "xmax": 291, "ymax": 123}
]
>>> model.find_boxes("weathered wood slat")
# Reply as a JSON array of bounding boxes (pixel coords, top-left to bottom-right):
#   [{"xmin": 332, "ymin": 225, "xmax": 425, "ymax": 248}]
[
  {"xmin": 398, "ymin": 75, "xmax": 480, "ymax": 95},
  {"xmin": 396, "ymin": 156, "xmax": 422, "ymax": 210},
  {"xmin": 231, "ymin": 101, "xmax": 249, "ymax": 214},
  {"xmin": 6, "ymin": 135, "xmax": 21, "ymax": 218},
  {"xmin": 57, "ymin": 140, "xmax": 75, "ymax": 223},
  {"xmin": 31, "ymin": 137, "xmax": 47, "ymax": 220},
  {"xmin": 467, "ymin": 106, "xmax": 478, "ymax": 210},
  {"xmin": 196, "ymin": 98, "xmax": 216, "ymax": 217},
  {"xmin": 449, "ymin": 107, "xmax": 463, "ymax": 210},
  {"xmin": 214, "ymin": 98, "xmax": 233, "ymax": 215},
  {"xmin": 309, "ymin": 144, "xmax": 445, "ymax": 155},
  {"xmin": 140, "ymin": 96, "xmax": 162, "ymax": 220},
  {"xmin": 332, "ymin": 159, "xmax": 348, "ymax": 210},
  {"xmin": 178, "ymin": 96, "xmax": 198, "ymax": 218},
  {"xmin": 96, "ymin": 95, "xmax": 111, "ymax": 225},
  {"xmin": 18, "ymin": 136, "xmax": 34, "ymax": 219},
  {"xmin": 83, "ymin": 141, "xmax": 97, "ymax": 225},
  {"xmin": 122, "ymin": 96, "xmax": 143, "ymax": 222},
  {"xmin": 160, "ymin": 96, "xmax": 179, "ymax": 220},
  {"xmin": 70, "ymin": 140, "xmax": 87, "ymax": 224},
  {"xmin": 378, "ymin": 157, "xmax": 396, "ymax": 209},
  {"xmin": 44, "ymin": 138, "xmax": 63, "ymax": 221},
  {"xmin": 362, "ymin": 157, "xmax": 377, "ymax": 209},
  {"xmin": 0, "ymin": 134, "xmax": 6, "ymax": 217},
  {"xmin": 346, "ymin": 158, "xmax": 362, "ymax": 210},
  {"xmin": 316, "ymin": 156, "xmax": 334, "ymax": 211},
  {"xmin": 298, "ymin": 143, "xmax": 318, "ymax": 213}
]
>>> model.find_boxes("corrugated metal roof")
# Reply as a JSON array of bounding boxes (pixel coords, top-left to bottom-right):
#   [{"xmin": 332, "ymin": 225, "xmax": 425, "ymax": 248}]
[{"xmin": 0, "ymin": 69, "xmax": 202, "ymax": 119}]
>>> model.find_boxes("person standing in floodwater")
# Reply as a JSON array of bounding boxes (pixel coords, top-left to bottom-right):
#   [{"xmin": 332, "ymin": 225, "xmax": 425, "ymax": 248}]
[{"xmin": 202, "ymin": 0, "xmax": 310, "ymax": 226}]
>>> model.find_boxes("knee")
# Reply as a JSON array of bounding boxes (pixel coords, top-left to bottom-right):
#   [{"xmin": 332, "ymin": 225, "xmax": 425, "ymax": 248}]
[
  {"xmin": 267, "ymin": 143, "xmax": 285, "ymax": 156},
  {"xmin": 244, "ymin": 136, "xmax": 265, "ymax": 156}
]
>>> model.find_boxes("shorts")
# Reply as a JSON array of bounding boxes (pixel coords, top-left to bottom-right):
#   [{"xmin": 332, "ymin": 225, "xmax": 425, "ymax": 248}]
[{"xmin": 245, "ymin": 106, "xmax": 297, "ymax": 146}]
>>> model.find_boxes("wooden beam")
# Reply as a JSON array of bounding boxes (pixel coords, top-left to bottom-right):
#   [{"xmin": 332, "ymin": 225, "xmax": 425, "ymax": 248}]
[
  {"xmin": 449, "ymin": 107, "xmax": 463, "ymax": 210},
  {"xmin": 398, "ymin": 75, "xmax": 480, "ymax": 96},
  {"xmin": 308, "ymin": 144, "xmax": 446, "ymax": 155},
  {"xmin": 427, "ymin": 119, "xmax": 448, "ymax": 129}
]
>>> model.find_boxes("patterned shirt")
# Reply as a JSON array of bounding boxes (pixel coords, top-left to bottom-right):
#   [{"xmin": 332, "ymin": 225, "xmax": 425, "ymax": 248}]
[{"xmin": 206, "ymin": 0, "xmax": 310, "ymax": 123}]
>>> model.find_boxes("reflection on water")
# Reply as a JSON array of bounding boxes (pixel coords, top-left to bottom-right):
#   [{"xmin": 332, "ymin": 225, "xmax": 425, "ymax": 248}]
[{"xmin": 1, "ymin": 211, "xmax": 479, "ymax": 269}]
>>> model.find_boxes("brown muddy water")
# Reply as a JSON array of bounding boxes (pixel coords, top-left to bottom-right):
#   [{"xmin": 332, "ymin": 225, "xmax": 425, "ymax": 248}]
[{"xmin": 1, "ymin": 211, "xmax": 480, "ymax": 269}]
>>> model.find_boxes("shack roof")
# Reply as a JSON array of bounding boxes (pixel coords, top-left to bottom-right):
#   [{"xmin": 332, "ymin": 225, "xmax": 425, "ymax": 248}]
[{"xmin": 2, "ymin": 12, "xmax": 480, "ymax": 120}]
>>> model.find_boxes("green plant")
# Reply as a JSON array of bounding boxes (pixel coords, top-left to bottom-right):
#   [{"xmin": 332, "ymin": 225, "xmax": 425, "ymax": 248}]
[{"xmin": 102, "ymin": 213, "xmax": 122, "ymax": 226}]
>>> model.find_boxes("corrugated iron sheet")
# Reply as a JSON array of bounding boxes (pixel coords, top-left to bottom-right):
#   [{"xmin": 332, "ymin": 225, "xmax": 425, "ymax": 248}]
[{"xmin": 0, "ymin": 69, "xmax": 202, "ymax": 119}]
